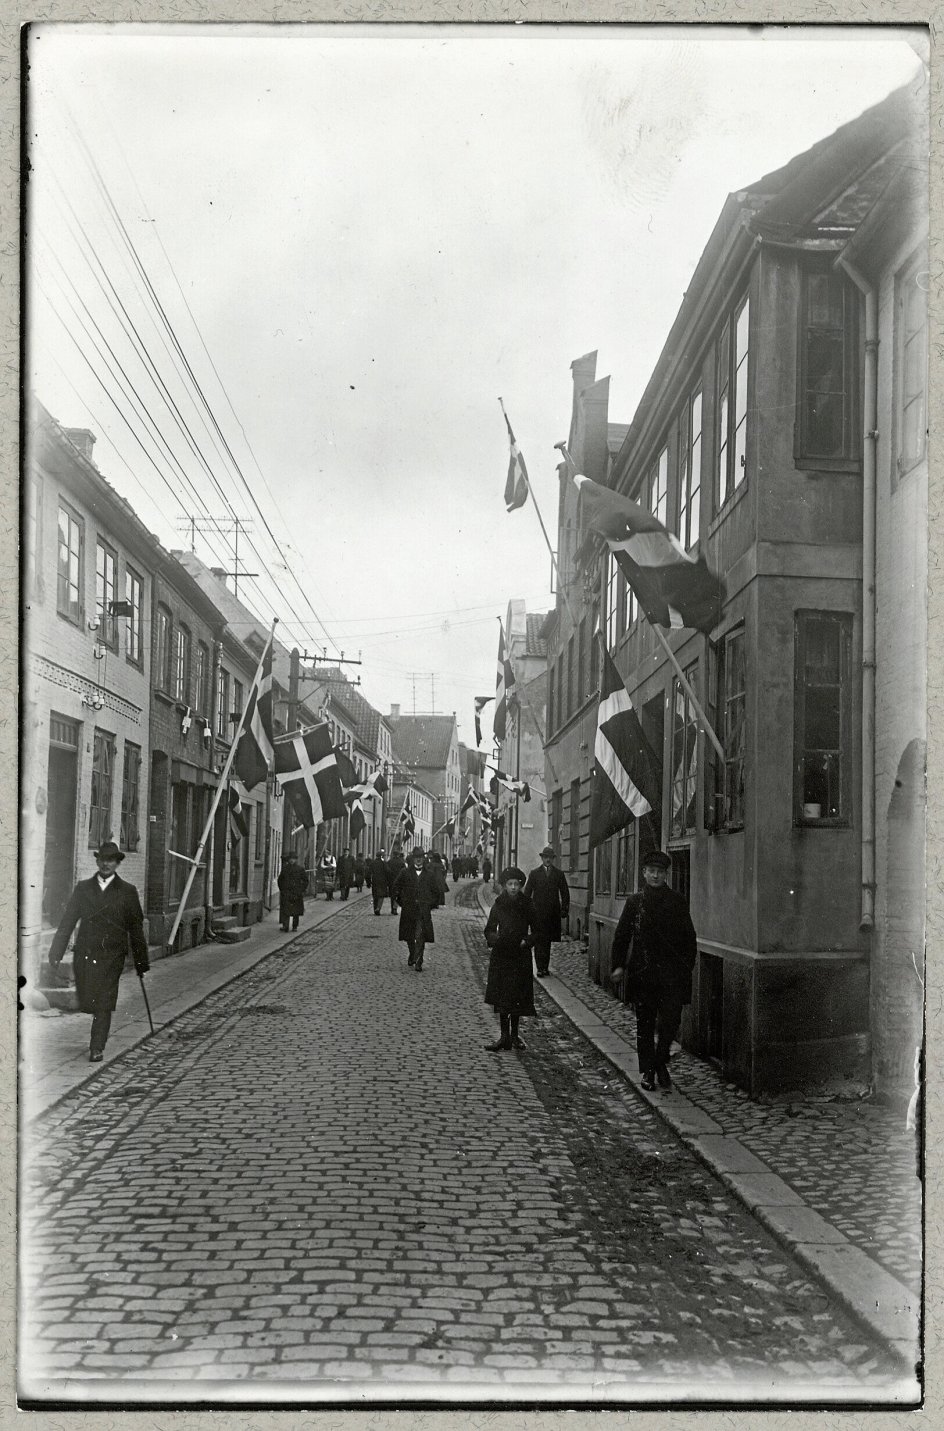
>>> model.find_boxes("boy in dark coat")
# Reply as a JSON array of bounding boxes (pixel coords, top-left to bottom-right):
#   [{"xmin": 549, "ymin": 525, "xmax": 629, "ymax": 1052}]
[
  {"xmin": 523, "ymin": 845, "xmax": 570, "ymax": 977},
  {"xmin": 369, "ymin": 851, "xmax": 389, "ymax": 915},
  {"xmin": 393, "ymin": 847, "xmax": 439, "ymax": 971},
  {"xmin": 277, "ymin": 852, "xmax": 308, "ymax": 932},
  {"xmin": 483, "ymin": 866, "xmax": 536, "ymax": 1051},
  {"xmin": 47, "ymin": 841, "xmax": 149, "ymax": 1062},
  {"xmin": 609, "ymin": 850, "xmax": 697, "ymax": 1091}
]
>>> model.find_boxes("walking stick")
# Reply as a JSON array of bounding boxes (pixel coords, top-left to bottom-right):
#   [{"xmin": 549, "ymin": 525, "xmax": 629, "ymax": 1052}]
[{"xmin": 137, "ymin": 972, "xmax": 155, "ymax": 1035}]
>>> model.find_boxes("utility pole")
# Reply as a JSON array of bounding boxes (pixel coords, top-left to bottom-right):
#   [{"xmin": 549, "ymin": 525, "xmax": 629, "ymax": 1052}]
[
  {"xmin": 282, "ymin": 647, "xmax": 300, "ymax": 859},
  {"xmin": 175, "ymin": 516, "xmax": 258, "ymax": 599}
]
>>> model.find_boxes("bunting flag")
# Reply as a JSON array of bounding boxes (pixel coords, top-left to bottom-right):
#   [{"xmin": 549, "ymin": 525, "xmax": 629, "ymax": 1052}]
[
  {"xmin": 501, "ymin": 404, "xmax": 530, "ymax": 512},
  {"xmin": 490, "ymin": 769, "xmax": 531, "ymax": 802},
  {"xmin": 474, "ymin": 695, "xmax": 493, "ymax": 749},
  {"xmin": 275, "ymin": 723, "xmax": 347, "ymax": 829},
  {"xmin": 228, "ymin": 781, "xmax": 250, "ymax": 842},
  {"xmin": 233, "ymin": 640, "xmax": 275, "ymax": 790},
  {"xmin": 493, "ymin": 627, "xmax": 516, "ymax": 742},
  {"xmin": 575, "ymin": 473, "xmax": 725, "ymax": 633},
  {"xmin": 589, "ymin": 644, "xmax": 662, "ymax": 848}
]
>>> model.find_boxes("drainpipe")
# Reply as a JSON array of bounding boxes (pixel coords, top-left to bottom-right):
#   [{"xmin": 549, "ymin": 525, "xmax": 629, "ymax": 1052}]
[{"xmin": 837, "ymin": 255, "xmax": 877, "ymax": 931}]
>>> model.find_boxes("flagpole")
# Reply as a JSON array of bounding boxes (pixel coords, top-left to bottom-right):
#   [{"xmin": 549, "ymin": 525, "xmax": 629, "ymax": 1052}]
[{"xmin": 166, "ymin": 620, "xmax": 278, "ymax": 954}]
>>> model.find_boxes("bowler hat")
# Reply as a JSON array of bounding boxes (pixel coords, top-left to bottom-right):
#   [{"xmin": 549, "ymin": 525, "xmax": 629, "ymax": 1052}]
[
  {"xmin": 642, "ymin": 850, "xmax": 672, "ymax": 869},
  {"xmin": 95, "ymin": 841, "xmax": 125, "ymax": 863},
  {"xmin": 540, "ymin": 845, "xmax": 555, "ymax": 857},
  {"xmin": 410, "ymin": 846, "xmax": 426, "ymax": 860}
]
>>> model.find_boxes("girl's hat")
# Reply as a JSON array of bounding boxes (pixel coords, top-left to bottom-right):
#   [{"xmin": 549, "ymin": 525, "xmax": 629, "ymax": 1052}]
[{"xmin": 500, "ymin": 866, "xmax": 526, "ymax": 884}]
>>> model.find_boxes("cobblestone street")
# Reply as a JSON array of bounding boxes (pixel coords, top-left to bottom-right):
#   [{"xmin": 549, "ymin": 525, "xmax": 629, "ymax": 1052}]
[{"xmin": 21, "ymin": 893, "xmax": 915, "ymax": 1405}]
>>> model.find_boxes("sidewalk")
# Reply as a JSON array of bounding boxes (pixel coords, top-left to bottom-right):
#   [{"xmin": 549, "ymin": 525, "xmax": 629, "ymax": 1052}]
[
  {"xmin": 471, "ymin": 875, "xmax": 920, "ymax": 1361},
  {"xmin": 19, "ymin": 889, "xmax": 375, "ymax": 1119}
]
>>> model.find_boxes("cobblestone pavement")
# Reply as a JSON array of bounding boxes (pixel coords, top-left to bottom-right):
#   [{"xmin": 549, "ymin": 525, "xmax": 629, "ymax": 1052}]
[
  {"xmin": 546, "ymin": 937, "xmax": 922, "ymax": 1294},
  {"xmin": 21, "ymin": 895, "xmax": 916, "ymax": 1404}
]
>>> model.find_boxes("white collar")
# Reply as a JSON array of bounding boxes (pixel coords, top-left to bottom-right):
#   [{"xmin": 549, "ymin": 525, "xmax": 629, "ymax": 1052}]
[{"xmin": 96, "ymin": 872, "xmax": 117, "ymax": 889}]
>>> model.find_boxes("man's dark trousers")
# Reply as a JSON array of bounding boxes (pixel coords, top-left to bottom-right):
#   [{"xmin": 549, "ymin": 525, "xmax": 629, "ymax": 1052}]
[{"xmin": 635, "ymin": 990, "xmax": 684, "ymax": 1075}]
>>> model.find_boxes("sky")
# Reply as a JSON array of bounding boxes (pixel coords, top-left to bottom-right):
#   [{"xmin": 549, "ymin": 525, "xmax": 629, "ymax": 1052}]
[{"xmin": 26, "ymin": 23, "xmax": 925, "ymax": 750}]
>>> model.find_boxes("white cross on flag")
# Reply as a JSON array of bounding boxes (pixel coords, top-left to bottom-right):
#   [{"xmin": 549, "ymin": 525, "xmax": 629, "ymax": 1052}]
[{"xmin": 275, "ymin": 724, "xmax": 346, "ymax": 829}]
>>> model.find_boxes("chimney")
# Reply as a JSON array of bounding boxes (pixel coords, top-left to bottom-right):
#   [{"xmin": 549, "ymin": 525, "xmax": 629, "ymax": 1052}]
[
  {"xmin": 210, "ymin": 567, "xmax": 229, "ymax": 588},
  {"xmin": 390, "ymin": 703, "xmax": 400, "ymax": 719},
  {"xmin": 63, "ymin": 428, "xmax": 96, "ymax": 462}
]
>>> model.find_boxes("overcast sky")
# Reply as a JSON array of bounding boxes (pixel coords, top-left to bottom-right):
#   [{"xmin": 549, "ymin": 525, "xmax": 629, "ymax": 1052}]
[{"xmin": 27, "ymin": 23, "xmax": 924, "ymax": 748}]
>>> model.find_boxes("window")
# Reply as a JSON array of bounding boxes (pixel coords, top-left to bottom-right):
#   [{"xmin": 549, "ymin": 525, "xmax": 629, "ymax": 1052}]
[
  {"xmin": 57, "ymin": 503, "xmax": 84, "ymax": 623},
  {"xmin": 550, "ymin": 789, "xmax": 563, "ymax": 854},
  {"xmin": 797, "ymin": 267, "xmax": 859, "ymax": 464},
  {"xmin": 620, "ymin": 569, "xmax": 637, "ymax": 637},
  {"xmin": 88, "ymin": 728, "xmax": 115, "ymax": 847},
  {"xmin": 125, "ymin": 568, "xmax": 143, "ymax": 665},
  {"xmin": 95, "ymin": 540, "xmax": 118, "ymax": 648},
  {"xmin": 605, "ymin": 551, "xmax": 621, "ymax": 650},
  {"xmin": 594, "ymin": 836, "xmax": 612, "ymax": 896},
  {"xmin": 615, "ymin": 822, "xmax": 636, "ymax": 895},
  {"xmin": 155, "ymin": 606, "xmax": 172, "ymax": 692},
  {"xmin": 568, "ymin": 778, "xmax": 581, "ymax": 871},
  {"xmin": 171, "ymin": 782, "xmax": 191, "ymax": 900},
  {"xmin": 547, "ymin": 663, "xmax": 556, "ymax": 735},
  {"xmin": 576, "ymin": 620, "xmax": 586, "ymax": 709},
  {"xmin": 670, "ymin": 663, "xmax": 699, "ymax": 838},
  {"xmin": 217, "ymin": 667, "xmax": 230, "ymax": 738},
  {"xmin": 588, "ymin": 606, "xmax": 600, "ymax": 694},
  {"xmin": 174, "ymin": 623, "xmax": 192, "ymax": 704},
  {"xmin": 120, "ymin": 742, "xmax": 141, "ymax": 851},
  {"xmin": 648, "ymin": 447, "xmax": 669, "ymax": 529},
  {"xmin": 794, "ymin": 611, "xmax": 852, "ymax": 824},
  {"xmin": 195, "ymin": 642, "xmax": 210, "ymax": 714},
  {"xmin": 719, "ymin": 628, "xmax": 746, "ymax": 829},
  {"xmin": 255, "ymin": 798, "xmax": 265, "ymax": 863},
  {"xmin": 565, "ymin": 637, "xmax": 575, "ymax": 721},
  {"xmin": 717, "ymin": 295, "xmax": 750, "ymax": 507},
  {"xmin": 896, "ymin": 254, "xmax": 928, "ymax": 476},
  {"xmin": 678, "ymin": 390, "xmax": 703, "ymax": 550}
]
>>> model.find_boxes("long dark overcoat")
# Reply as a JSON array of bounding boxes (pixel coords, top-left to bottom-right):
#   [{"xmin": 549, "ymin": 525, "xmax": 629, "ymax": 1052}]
[
  {"xmin": 611, "ymin": 885, "xmax": 697, "ymax": 1004},
  {"xmin": 336, "ymin": 853, "xmax": 356, "ymax": 888},
  {"xmin": 278, "ymin": 863, "xmax": 309, "ymax": 919},
  {"xmin": 484, "ymin": 891, "xmax": 537, "ymax": 1016},
  {"xmin": 47, "ymin": 875, "xmax": 149, "ymax": 1014},
  {"xmin": 368, "ymin": 855, "xmax": 389, "ymax": 897},
  {"xmin": 386, "ymin": 853, "xmax": 406, "ymax": 894},
  {"xmin": 523, "ymin": 863, "xmax": 570, "ymax": 943},
  {"xmin": 394, "ymin": 864, "xmax": 439, "ymax": 944}
]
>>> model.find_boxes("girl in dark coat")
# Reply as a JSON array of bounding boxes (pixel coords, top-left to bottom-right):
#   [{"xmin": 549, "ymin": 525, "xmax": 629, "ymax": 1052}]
[
  {"xmin": 278, "ymin": 853, "xmax": 308, "ymax": 931},
  {"xmin": 483, "ymin": 867, "xmax": 536, "ymax": 1051},
  {"xmin": 394, "ymin": 848, "xmax": 439, "ymax": 971}
]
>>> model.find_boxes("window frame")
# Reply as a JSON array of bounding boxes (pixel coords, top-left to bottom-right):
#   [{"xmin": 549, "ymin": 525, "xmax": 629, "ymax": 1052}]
[
  {"xmin": 95, "ymin": 539, "xmax": 119, "ymax": 649},
  {"xmin": 795, "ymin": 262, "xmax": 860, "ymax": 470},
  {"xmin": 120, "ymin": 741, "xmax": 141, "ymax": 851},
  {"xmin": 793, "ymin": 610, "xmax": 853, "ymax": 827},
  {"xmin": 716, "ymin": 293, "xmax": 751, "ymax": 510},
  {"xmin": 670, "ymin": 661, "xmax": 700, "ymax": 839},
  {"xmin": 195, "ymin": 641, "xmax": 210, "ymax": 716},
  {"xmin": 155, "ymin": 605, "xmax": 173, "ymax": 694},
  {"xmin": 615, "ymin": 821, "xmax": 637, "ymax": 896},
  {"xmin": 594, "ymin": 835, "xmax": 613, "ymax": 896},
  {"xmin": 174, "ymin": 622, "xmax": 192, "ymax": 705},
  {"xmin": 677, "ymin": 389, "xmax": 703, "ymax": 551},
  {"xmin": 56, "ymin": 501, "xmax": 85, "ymax": 625},
  {"xmin": 125, "ymin": 566, "xmax": 143, "ymax": 666},
  {"xmin": 605, "ymin": 550, "xmax": 621, "ymax": 651},
  {"xmin": 568, "ymin": 777, "xmax": 581, "ymax": 872},
  {"xmin": 88, "ymin": 728, "xmax": 116, "ymax": 848},
  {"xmin": 217, "ymin": 667, "xmax": 230, "ymax": 739}
]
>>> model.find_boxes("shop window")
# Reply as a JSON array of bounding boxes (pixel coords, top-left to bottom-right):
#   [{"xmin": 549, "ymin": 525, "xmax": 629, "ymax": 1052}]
[
  {"xmin": 88, "ymin": 728, "xmax": 115, "ymax": 847},
  {"xmin": 794, "ymin": 611, "xmax": 852, "ymax": 825},
  {"xmin": 57, "ymin": 502, "xmax": 84, "ymax": 624},
  {"xmin": 796, "ymin": 266, "xmax": 859, "ymax": 465}
]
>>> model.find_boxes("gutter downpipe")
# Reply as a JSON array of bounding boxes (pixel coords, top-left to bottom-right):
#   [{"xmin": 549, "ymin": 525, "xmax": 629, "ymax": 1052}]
[{"xmin": 837, "ymin": 255, "xmax": 877, "ymax": 932}]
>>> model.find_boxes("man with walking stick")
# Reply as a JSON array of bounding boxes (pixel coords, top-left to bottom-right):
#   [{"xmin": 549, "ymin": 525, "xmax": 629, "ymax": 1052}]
[{"xmin": 46, "ymin": 841, "xmax": 150, "ymax": 1063}]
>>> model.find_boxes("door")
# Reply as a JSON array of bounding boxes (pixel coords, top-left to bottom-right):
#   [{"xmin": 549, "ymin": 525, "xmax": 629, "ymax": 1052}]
[{"xmin": 43, "ymin": 718, "xmax": 79, "ymax": 923}]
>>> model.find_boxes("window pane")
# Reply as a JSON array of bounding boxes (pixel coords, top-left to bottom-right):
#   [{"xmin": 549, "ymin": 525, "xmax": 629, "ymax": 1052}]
[{"xmin": 805, "ymin": 688, "xmax": 841, "ymax": 749}]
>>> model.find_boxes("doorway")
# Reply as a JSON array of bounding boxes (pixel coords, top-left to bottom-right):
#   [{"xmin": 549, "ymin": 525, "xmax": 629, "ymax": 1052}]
[{"xmin": 43, "ymin": 716, "xmax": 79, "ymax": 924}]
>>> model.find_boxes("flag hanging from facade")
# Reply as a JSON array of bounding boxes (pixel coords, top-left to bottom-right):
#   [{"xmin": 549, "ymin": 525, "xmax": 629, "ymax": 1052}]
[
  {"xmin": 333, "ymin": 746, "xmax": 359, "ymax": 788},
  {"xmin": 461, "ymin": 785, "xmax": 482, "ymax": 816},
  {"xmin": 275, "ymin": 724, "xmax": 346, "ymax": 829},
  {"xmin": 233, "ymin": 640, "xmax": 275, "ymax": 790},
  {"xmin": 228, "ymin": 781, "xmax": 250, "ymax": 842},
  {"xmin": 474, "ymin": 695, "xmax": 492, "ymax": 749},
  {"xmin": 493, "ymin": 627, "xmax": 516, "ymax": 742},
  {"xmin": 490, "ymin": 769, "xmax": 531, "ymax": 802},
  {"xmin": 590, "ymin": 644, "xmax": 662, "ymax": 848},
  {"xmin": 347, "ymin": 799, "xmax": 366, "ymax": 842},
  {"xmin": 575, "ymin": 473, "xmax": 725, "ymax": 633},
  {"xmin": 501, "ymin": 405, "xmax": 529, "ymax": 512}
]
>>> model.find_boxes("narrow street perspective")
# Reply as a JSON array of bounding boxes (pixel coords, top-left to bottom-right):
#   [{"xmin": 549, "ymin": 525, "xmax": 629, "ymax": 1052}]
[{"xmin": 20, "ymin": 887, "xmax": 916, "ymax": 1404}]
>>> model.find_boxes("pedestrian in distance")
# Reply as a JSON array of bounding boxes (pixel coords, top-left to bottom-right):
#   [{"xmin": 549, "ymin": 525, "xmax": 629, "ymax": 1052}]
[
  {"xmin": 46, "ymin": 841, "xmax": 150, "ymax": 1063},
  {"xmin": 481, "ymin": 854, "xmax": 492, "ymax": 884},
  {"xmin": 451, "ymin": 854, "xmax": 461, "ymax": 883},
  {"xmin": 337, "ymin": 846, "xmax": 356, "ymax": 901},
  {"xmin": 368, "ymin": 849, "xmax": 389, "ymax": 915},
  {"xmin": 483, "ymin": 866, "xmax": 536, "ymax": 1051},
  {"xmin": 278, "ymin": 851, "xmax": 308, "ymax": 932},
  {"xmin": 353, "ymin": 853, "xmax": 366, "ymax": 892},
  {"xmin": 608, "ymin": 850, "xmax": 697, "ymax": 1091},
  {"xmin": 427, "ymin": 849, "xmax": 449, "ymax": 907},
  {"xmin": 394, "ymin": 845, "xmax": 439, "ymax": 972},
  {"xmin": 524, "ymin": 845, "xmax": 570, "ymax": 977},
  {"xmin": 386, "ymin": 846, "xmax": 406, "ymax": 915},
  {"xmin": 318, "ymin": 849, "xmax": 337, "ymax": 900}
]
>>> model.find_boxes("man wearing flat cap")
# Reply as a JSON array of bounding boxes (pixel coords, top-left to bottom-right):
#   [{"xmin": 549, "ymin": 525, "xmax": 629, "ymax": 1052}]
[
  {"xmin": 609, "ymin": 850, "xmax": 697, "ymax": 1091},
  {"xmin": 523, "ymin": 845, "xmax": 570, "ymax": 978},
  {"xmin": 47, "ymin": 841, "xmax": 150, "ymax": 1062}
]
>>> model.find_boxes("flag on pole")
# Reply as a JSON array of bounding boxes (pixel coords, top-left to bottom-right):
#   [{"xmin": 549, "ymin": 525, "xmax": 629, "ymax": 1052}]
[
  {"xmin": 233, "ymin": 640, "xmax": 275, "ymax": 789},
  {"xmin": 494, "ymin": 627, "xmax": 516, "ymax": 742},
  {"xmin": 347, "ymin": 798, "xmax": 366, "ymax": 842},
  {"xmin": 228, "ymin": 780, "xmax": 250, "ymax": 841},
  {"xmin": 575, "ymin": 473, "xmax": 725, "ymax": 633},
  {"xmin": 432, "ymin": 816, "xmax": 456, "ymax": 841},
  {"xmin": 460, "ymin": 785, "xmax": 482, "ymax": 816},
  {"xmin": 275, "ymin": 724, "xmax": 346, "ymax": 828},
  {"xmin": 589, "ymin": 645, "xmax": 662, "ymax": 848},
  {"xmin": 474, "ymin": 695, "xmax": 492, "ymax": 749},
  {"xmin": 490, "ymin": 769, "xmax": 531, "ymax": 802},
  {"xmin": 398, "ymin": 798, "xmax": 415, "ymax": 842},
  {"xmin": 501, "ymin": 405, "xmax": 530, "ymax": 512}
]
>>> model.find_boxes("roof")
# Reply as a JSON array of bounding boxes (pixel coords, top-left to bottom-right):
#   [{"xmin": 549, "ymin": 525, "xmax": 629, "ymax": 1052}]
[
  {"xmin": 388, "ymin": 714, "xmax": 457, "ymax": 771},
  {"xmin": 522, "ymin": 612, "xmax": 549, "ymax": 659},
  {"xmin": 308, "ymin": 665, "xmax": 383, "ymax": 745}
]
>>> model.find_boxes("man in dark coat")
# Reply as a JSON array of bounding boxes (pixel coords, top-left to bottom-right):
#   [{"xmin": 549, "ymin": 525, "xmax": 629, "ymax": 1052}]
[
  {"xmin": 451, "ymin": 855, "xmax": 462, "ymax": 883},
  {"xmin": 481, "ymin": 854, "xmax": 493, "ymax": 884},
  {"xmin": 353, "ymin": 854, "xmax": 366, "ymax": 891},
  {"xmin": 609, "ymin": 850, "xmax": 697, "ymax": 1091},
  {"xmin": 47, "ymin": 841, "xmax": 149, "ymax": 1062},
  {"xmin": 369, "ymin": 850, "xmax": 389, "ymax": 915},
  {"xmin": 386, "ymin": 847, "xmax": 406, "ymax": 915},
  {"xmin": 337, "ymin": 846, "xmax": 356, "ymax": 900},
  {"xmin": 427, "ymin": 850, "xmax": 449, "ymax": 907},
  {"xmin": 277, "ymin": 852, "xmax": 308, "ymax": 932},
  {"xmin": 393, "ymin": 846, "xmax": 439, "ymax": 972},
  {"xmin": 523, "ymin": 845, "xmax": 570, "ymax": 977}
]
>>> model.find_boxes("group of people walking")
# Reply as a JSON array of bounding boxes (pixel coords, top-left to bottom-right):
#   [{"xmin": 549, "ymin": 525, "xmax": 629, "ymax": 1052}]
[{"xmin": 48, "ymin": 836, "xmax": 697, "ymax": 1091}]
